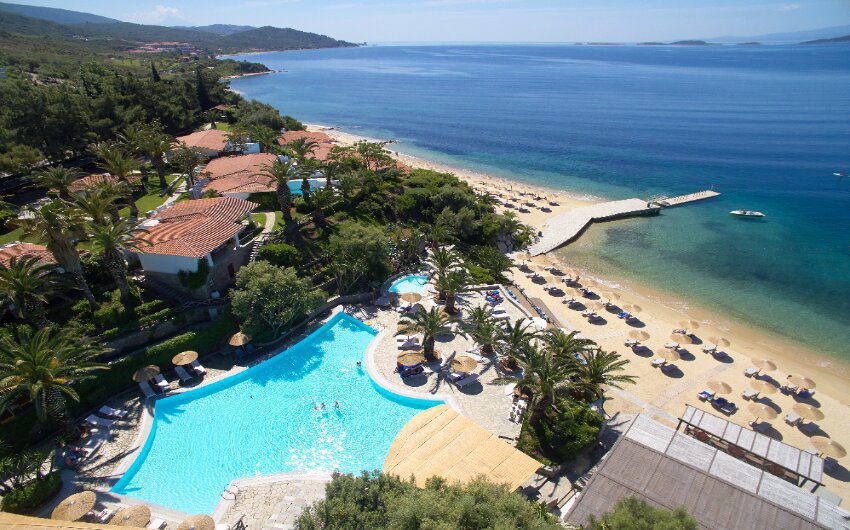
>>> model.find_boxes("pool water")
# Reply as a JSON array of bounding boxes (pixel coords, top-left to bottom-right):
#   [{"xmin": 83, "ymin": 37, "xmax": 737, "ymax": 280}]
[
  {"xmin": 111, "ymin": 313, "xmax": 440, "ymax": 514},
  {"xmin": 388, "ymin": 275, "xmax": 428, "ymax": 294}
]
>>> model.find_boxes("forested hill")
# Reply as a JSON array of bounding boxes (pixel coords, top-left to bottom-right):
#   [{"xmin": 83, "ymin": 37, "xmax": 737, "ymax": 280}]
[{"xmin": 0, "ymin": 2, "xmax": 356, "ymax": 53}]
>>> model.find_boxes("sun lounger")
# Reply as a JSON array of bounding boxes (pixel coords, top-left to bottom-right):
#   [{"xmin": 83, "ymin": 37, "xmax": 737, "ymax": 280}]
[
  {"xmin": 698, "ymin": 390, "xmax": 714, "ymax": 401},
  {"xmin": 95, "ymin": 509, "xmax": 115, "ymax": 523},
  {"xmin": 455, "ymin": 373, "xmax": 480, "ymax": 388},
  {"xmin": 139, "ymin": 380, "xmax": 156, "ymax": 398},
  {"xmin": 744, "ymin": 367, "xmax": 759, "ymax": 377},
  {"xmin": 152, "ymin": 374, "xmax": 170, "ymax": 392},
  {"xmin": 664, "ymin": 342, "xmax": 679, "ymax": 349},
  {"xmin": 98, "ymin": 405, "xmax": 128, "ymax": 419},
  {"xmin": 798, "ymin": 389, "xmax": 816, "ymax": 399},
  {"xmin": 711, "ymin": 397, "xmax": 737, "ymax": 415},
  {"xmin": 492, "ymin": 311, "xmax": 510, "ymax": 321},
  {"xmin": 741, "ymin": 389, "xmax": 759, "ymax": 400},
  {"xmin": 651, "ymin": 358, "xmax": 666, "ymax": 367},
  {"xmin": 624, "ymin": 339, "xmax": 638, "ymax": 347},
  {"xmin": 189, "ymin": 360, "xmax": 207, "ymax": 375},
  {"xmin": 617, "ymin": 311, "xmax": 631, "ymax": 319},
  {"xmin": 400, "ymin": 365, "xmax": 425, "ymax": 379},
  {"xmin": 175, "ymin": 365, "xmax": 194, "ymax": 384},
  {"xmin": 784, "ymin": 412, "xmax": 802, "ymax": 426},
  {"xmin": 147, "ymin": 518, "xmax": 166, "ymax": 529},
  {"xmin": 702, "ymin": 344, "xmax": 717, "ymax": 353},
  {"xmin": 84, "ymin": 414, "xmax": 114, "ymax": 430}
]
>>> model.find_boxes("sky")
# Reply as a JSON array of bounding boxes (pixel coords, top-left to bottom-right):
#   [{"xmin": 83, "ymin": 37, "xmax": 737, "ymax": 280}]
[{"xmin": 18, "ymin": 0, "xmax": 850, "ymax": 42}]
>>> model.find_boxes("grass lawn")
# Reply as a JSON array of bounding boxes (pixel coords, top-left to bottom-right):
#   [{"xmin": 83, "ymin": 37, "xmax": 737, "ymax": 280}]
[
  {"xmin": 213, "ymin": 122, "xmax": 232, "ymax": 132},
  {"xmin": 118, "ymin": 175, "xmax": 178, "ymax": 218},
  {"xmin": 0, "ymin": 226, "xmax": 34, "ymax": 245}
]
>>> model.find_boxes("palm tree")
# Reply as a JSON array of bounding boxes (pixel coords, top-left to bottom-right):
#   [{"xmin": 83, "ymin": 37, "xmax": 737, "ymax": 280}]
[
  {"xmin": 91, "ymin": 142, "xmax": 142, "ymax": 217},
  {"xmin": 497, "ymin": 318, "xmax": 537, "ymax": 370},
  {"xmin": 427, "ymin": 247, "xmax": 462, "ymax": 279},
  {"xmin": 0, "ymin": 256, "xmax": 63, "ymax": 326},
  {"xmin": 73, "ymin": 181, "xmax": 124, "ymax": 225},
  {"xmin": 434, "ymin": 269, "xmax": 470, "ymax": 313},
  {"xmin": 17, "ymin": 200, "xmax": 98, "ymax": 309},
  {"xmin": 543, "ymin": 329, "xmax": 595, "ymax": 361},
  {"xmin": 571, "ymin": 348, "xmax": 636, "ymax": 401},
  {"xmin": 286, "ymin": 138, "xmax": 319, "ymax": 161},
  {"xmin": 398, "ymin": 307, "xmax": 458, "ymax": 363},
  {"xmin": 31, "ymin": 167, "xmax": 82, "ymax": 201},
  {"xmin": 505, "ymin": 345, "xmax": 572, "ymax": 413},
  {"xmin": 170, "ymin": 145, "xmax": 205, "ymax": 190},
  {"xmin": 0, "ymin": 326, "xmax": 106, "ymax": 432},
  {"xmin": 87, "ymin": 219, "xmax": 148, "ymax": 305},
  {"xmin": 260, "ymin": 159, "xmax": 304, "ymax": 244},
  {"xmin": 118, "ymin": 124, "xmax": 149, "ymax": 184},
  {"xmin": 142, "ymin": 133, "xmax": 174, "ymax": 188},
  {"xmin": 309, "ymin": 187, "xmax": 337, "ymax": 230}
]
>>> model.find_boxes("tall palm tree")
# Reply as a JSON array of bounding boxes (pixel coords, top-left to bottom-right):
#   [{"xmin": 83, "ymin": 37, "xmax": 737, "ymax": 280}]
[
  {"xmin": 260, "ymin": 159, "xmax": 303, "ymax": 244},
  {"xmin": 497, "ymin": 318, "xmax": 537, "ymax": 370},
  {"xmin": 286, "ymin": 138, "xmax": 319, "ymax": 161},
  {"xmin": 118, "ymin": 124, "xmax": 149, "ymax": 184},
  {"xmin": 142, "ymin": 133, "xmax": 174, "ymax": 188},
  {"xmin": 467, "ymin": 307, "xmax": 499, "ymax": 355},
  {"xmin": 543, "ymin": 329, "xmax": 595, "ymax": 361},
  {"xmin": 91, "ymin": 142, "xmax": 142, "ymax": 217},
  {"xmin": 309, "ymin": 187, "xmax": 337, "ymax": 230},
  {"xmin": 496, "ymin": 345, "xmax": 572, "ymax": 414},
  {"xmin": 0, "ymin": 326, "xmax": 106, "ymax": 432},
  {"xmin": 17, "ymin": 199, "xmax": 99, "ymax": 309},
  {"xmin": 31, "ymin": 167, "xmax": 82, "ymax": 201},
  {"xmin": 427, "ymin": 247, "xmax": 462, "ymax": 279},
  {"xmin": 434, "ymin": 269, "xmax": 470, "ymax": 313},
  {"xmin": 398, "ymin": 307, "xmax": 458, "ymax": 363},
  {"xmin": 571, "ymin": 348, "xmax": 636, "ymax": 401},
  {"xmin": 87, "ymin": 219, "xmax": 148, "ymax": 305},
  {"xmin": 0, "ymin": 256, "xmax": 63, "ymax": 326},
  {"xmin": 73, "ymin": 182, "xmax": 124, "ymax": 225}
]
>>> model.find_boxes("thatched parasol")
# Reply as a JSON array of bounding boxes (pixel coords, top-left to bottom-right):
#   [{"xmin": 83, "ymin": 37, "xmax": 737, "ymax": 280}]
[
  {"xmin": 397, "ymin": 351, "xmax": 426, "ymax": 366},
  {"xmin": 706, "ymin": 380, "xmax": 732, "ymax": 395},
  {"xmin": 400, "ymin": 292, "xmax": 422, "ymax": 304},
  {"xmin": 811, "ymin": 436, "xmax": 847, "ymax": 458},
  {"xmin": 670, "ymin": 332, "xmax": 693, "ymax": 345},
  {"xmin": 787, "ymin": 375, "xmax": 816, "ymax": 390},
  {"xmin": 515, "ymin": 252, "xmax": 532, "ymax": 262},
  {"xmin": 752, "ymin": 359, "xmax": 777, "ymax": 372},
  {"xmin": 707, "ymin": 336, "xmax": 731, "ymax": 348},
  {"xmin": 629, "ymin": 330, "xmax": 650, "ymax": 341},
  {"xmin": 659, "ymin": 349, "xmax": 681, "ymax": 362},
  {"xmin": 110, "ymin": 505, "xmax": 151, "ymax": 527},
  {"xmin": 603, "ymin": 291, "xmax": 621, "ymax": 301},
  {"xmin": 177, "ymin": 514, "xmax": 216, "ymax": 530},
  {"xmin": 450, "ymin": 355, "xmax": 478, "ymax": 373},
  {"xmin": 678, "ymin": 319, "xmax": 700, "ymax": 330},
  {"xmin": 750, "ymin": 379, "xmax": 777, "ymax": 395},
  {"xmin": 228, "ymin": 332, "xmax": 251, "ymax": 347},
  {"xmin": 793, "ymin": 403, "xmax": 825, "ymax": 422},
  {"xmin": 172, "ymin": 350, "xmax": 198, "ymax": 366},
  {"xmin": 588, "ymin": 301, "xmax": 606, "ymax": 312},
  {"xmin": 397, "ymin": 322, "xmax": 415, "ymax": 335},
  {"xmin": 51, "ymin": 491, "xmax": 96, "ymax": 521},
  {"xmin": 622, "ymin": 303, "xmax": 642, "ymax": 314},
  {"xmin": 748, "ymin": 402, "xmax": 778, "ymax": 422},
  {"xmin": 132, "ymin": 365, "xmax": 160, "ymax": 383}
]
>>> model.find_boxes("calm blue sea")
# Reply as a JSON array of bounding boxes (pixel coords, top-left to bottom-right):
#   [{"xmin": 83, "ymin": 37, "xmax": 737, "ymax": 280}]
[{"xmin": 230, "ymin": 44, "xmax": 850, "ymax": 359}]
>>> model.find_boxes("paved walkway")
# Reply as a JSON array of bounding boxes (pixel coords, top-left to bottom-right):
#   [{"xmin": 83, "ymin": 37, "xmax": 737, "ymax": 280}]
[{"xmin": 217, "ymin": 473, "xmax": 331, "ymax": 530}]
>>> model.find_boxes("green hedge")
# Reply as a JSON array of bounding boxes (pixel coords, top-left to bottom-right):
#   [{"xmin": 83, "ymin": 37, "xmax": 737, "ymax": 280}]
[
  {"xmin": 137, "ymin": 308, "xmax": 174, "ymax": 328},
  {"xmin": 136, "ymin": 299, "xmax": 168, "ymax": 316},
  {"xmin": 1, "ymin": 471, "xmax": 61, "ymax": 514},
  {"xmin": 257, "ymin": 243, "xmax": 302, "ymax": 268}
]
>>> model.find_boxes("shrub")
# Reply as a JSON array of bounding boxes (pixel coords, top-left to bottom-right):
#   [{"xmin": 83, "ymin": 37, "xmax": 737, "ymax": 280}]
[
  {"xmin": 466, "ymin": 263, "xmax": 494, "ymax": 284},
  {"xmin": 586, "ymin": 497, "xmax": 698, "ymax": 530},
  {"xmin": 135, "ymin": 299, "xmax": 168, "ymax": 316},
  {"xmin": 257, "ymin": 243, "xmax": 302, "ymax": 268},
  {"xmin": 247, "ymin": 191, "xmax": 279, "ymax": 211},
  {"xmin": 1, "ymin": 471, "xmax": 61, "ymax": 514},
  {"xmin": 92, "ymin": 290, "xmax": 132, "ymax": 328},
  {"xmin": 178, "ymin": 259, "xmax": 210, "ymax": 290},
  {"xmin": 137, "ymin": 308, "xmax": 173, "ymax": 328},
  {"xmin": 517, "ymin": 398, "xmax": 603, "ymax": 464}
]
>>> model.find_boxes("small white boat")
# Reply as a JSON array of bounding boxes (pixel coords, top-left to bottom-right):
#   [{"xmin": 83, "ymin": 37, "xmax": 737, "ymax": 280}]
[{"xmin": 729, "ymin": 209, "xmax": 765, "ymax": 218}]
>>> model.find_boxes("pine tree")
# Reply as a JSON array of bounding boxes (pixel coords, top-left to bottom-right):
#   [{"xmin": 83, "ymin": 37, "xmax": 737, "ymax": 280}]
[
  {"xmin": 195, "ymin": 67, "xmax": 211, "ymax": 110},
  {"xmin": 150, "ymin": 62, "xmax": 161, "ymax": 82}
]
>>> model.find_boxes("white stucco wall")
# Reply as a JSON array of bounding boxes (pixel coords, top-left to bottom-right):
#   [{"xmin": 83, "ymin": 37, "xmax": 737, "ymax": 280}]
[{"xmin": 135, "ymin": 252, "xmax": 202, "ymax": 275}]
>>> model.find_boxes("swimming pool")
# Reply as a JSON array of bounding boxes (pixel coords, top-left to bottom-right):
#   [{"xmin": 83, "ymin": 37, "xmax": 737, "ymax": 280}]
[
  {"xmin": 287, "ymin": 178, "xmax": 328, "ymax": 195},
  {"xmin": 388, "ymin": 275, "xmax": 428, "ymax": 294},
  {"xmin": 111, "ymin": 313, "xmax": 441, "ymax": 514}
]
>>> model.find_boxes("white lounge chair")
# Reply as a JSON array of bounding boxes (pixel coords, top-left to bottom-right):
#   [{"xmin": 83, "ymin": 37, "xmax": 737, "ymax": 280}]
[
  {"xmin": 147, "ymin": 518, "xmax": 166, "ymax": 529},
  {"xmin": 784, "ymin": 412, "xmax": 802, "ymax": 426},
  {"xmin": 189, "ymin": 360, "xmax": 207, "ymax": 375},
  {"xmin": 455, "ymin": 373, "xmax": 480, "ymax": 388},
  {"xmin": 139, "ymin": 381, "xmax": 156, "ymax": 399},
  {"xmin": 744, "ymin": 367, "xmax": 759, "ymax": 377},
  {"xmin": 84, "ymin": 414, "xmax": 114, "ymax": 430},
  {"xmin": 741, "ymin": 389, "xmax": 759, "ymax": 400},
  {"xmin": 95, "ymin": 508, "xmax": 114, "ymax": 523},
  {"xmin": 152, "ymin": 374, "xmax": 170, "ymax": 392},
  {"xmin": 98, "ymin": 405, "xmax": 128, "ymax": 419},
  {"xmin": 175, "ymin": 365, "xmax": 194, "ymax": 384}
]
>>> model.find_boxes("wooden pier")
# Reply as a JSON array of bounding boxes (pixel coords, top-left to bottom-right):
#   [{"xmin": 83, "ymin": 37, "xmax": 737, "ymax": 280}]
[
  {"xmin": 528, "ymin": 198, "xmax": 659, "ymax": 256},
  {"xmin": 654, "ymin": 190, "xmax": 720, "ymax": 207}
]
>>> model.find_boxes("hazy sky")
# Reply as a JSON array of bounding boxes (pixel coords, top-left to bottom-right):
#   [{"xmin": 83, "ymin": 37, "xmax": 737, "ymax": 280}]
[{"xmin": 21, "ymin": 0, "xmax": 850, "ymax": 42}]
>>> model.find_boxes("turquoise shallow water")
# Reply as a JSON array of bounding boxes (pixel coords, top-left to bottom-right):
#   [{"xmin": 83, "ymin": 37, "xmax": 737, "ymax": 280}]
[
  {"xmin": 388, "ymin": 274, "xmax": 428, "ymax": 294},
  {"xmin": 230, "ymin": 44, "xmax": 850, "ymax": 359},
  {"xmin": 111, "ymin": 313, "xmax": 441, "ymax": 514}
]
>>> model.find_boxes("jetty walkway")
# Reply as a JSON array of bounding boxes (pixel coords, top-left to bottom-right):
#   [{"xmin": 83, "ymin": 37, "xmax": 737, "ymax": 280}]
[{"xmin": 528, "ymin": 190, "xmax": 719, "ymax": 256}]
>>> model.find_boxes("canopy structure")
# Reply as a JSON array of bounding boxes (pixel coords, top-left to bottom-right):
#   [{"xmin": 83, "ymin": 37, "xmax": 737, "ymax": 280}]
[{"xmin": 384, "ymin": 405, "xmax": 541, "ymax": 491}]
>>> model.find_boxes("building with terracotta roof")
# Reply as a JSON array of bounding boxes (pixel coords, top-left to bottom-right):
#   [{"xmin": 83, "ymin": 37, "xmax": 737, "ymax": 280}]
[
  {"xmin": 67, "ymin": 173, "xmax": 141, "ymax": 194},
  {"xmin": 278, "ymin": 131, "xmax": 335, "ymax": 162},
  {"xmin": 195, "ymin": 153, "xmax": 278, "ymax": 198},
  {"xmin": 174, "ymin": 129, "xmax": 259, "ymax": 158},
  {"xmin": 0, "ymin": 242, "xmax": 54, "ymax": 267},
  {"xmin": 131, "ymin": 197, "xmax": 257, "ymax": 281}
]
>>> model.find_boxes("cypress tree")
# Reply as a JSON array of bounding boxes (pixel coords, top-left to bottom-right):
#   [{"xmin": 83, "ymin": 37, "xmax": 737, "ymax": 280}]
[
  {"xmin": 150, "ymin": 62, "xmax": 161, "ymax": 82},
  {"xmin": 195, "ymin": 68, "xmax": 211, "ymax": 110}
]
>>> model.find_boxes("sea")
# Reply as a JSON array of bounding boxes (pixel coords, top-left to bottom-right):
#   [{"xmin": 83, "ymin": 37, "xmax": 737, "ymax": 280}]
[{"xmin": 229, "ymin": 44, "xmax": 850, "ymax": 361}]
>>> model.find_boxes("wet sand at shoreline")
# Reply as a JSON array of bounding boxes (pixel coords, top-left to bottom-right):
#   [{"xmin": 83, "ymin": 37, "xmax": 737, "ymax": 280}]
[{"xmin": 305, "ymin": 122, "xmax": 850, "ymax": 498}]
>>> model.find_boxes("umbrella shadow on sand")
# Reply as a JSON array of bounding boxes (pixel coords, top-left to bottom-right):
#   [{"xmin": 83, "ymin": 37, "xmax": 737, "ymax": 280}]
[
  {"xmin": 632, "ymin": 345, "xmax": 654, "ymax": 358},
  {"xmin": 626, "ymin": 319, "xmax": 646, "ymax": 328}
]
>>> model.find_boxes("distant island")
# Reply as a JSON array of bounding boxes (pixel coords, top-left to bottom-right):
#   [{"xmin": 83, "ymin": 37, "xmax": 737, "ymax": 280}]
[
  {"xmin": 639, "ymin": 40, "xmax": 720, "ymax": 46},
  {"xmin": 801, "ymin": 34, "xmax": 850, "ymax": 44}
]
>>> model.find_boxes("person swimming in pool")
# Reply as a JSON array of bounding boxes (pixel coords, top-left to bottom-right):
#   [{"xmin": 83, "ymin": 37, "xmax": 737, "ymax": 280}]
[{"xmin": 333, "ymin": 401, "xmax": 340, "ymax": 408}]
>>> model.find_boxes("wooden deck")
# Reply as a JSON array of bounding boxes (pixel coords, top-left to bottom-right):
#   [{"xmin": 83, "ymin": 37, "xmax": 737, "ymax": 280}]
[
  {"xmin": 383, "ymin": 405, "xmax": 541, "ymax": 491},
  {"xmin": 655, "ymin": 189, "xmax": 720, "ymax": 207},
  {"xmin": 528, "ymin": 198, "xmax": 659, "ymax": 256}
]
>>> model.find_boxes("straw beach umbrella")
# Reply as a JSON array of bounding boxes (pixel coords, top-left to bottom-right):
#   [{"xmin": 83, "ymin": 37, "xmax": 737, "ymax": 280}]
[
  {"xmin": 659, "ymin": 349, "xmax": 680, "ymax": 363},
  {"xmin": 752, "ymin": 359, "xmax": 777, "ymax": 374},
  {"xmin": 707, "ymin": 336, "xmax": 731, "ymax": 349},
  {"xmin": 670, "ymin": 332, "xmax": 693, "ymax": 346},
  {"xmin": 178, "ymin": 514, "xmax": 216, "ymax": 530},
  {"xmin": 811, "ymin": 436, "xmax": 847, "ymax": 459},
  {"xmin": 110, "ymin": 505, "xmax": 151, "ymax": 527},
  {"xmin": 750, "ymin": 379, "xmax": 777, "ymax": 395},
  {"xmin": 793, "ymin": 403, "xmax": 824, "ymax": 422},
  {"xmin": 228, "ymin": 332, "xmax": 251, "ymax": 347},
  {"xmin": 51, "ymin": 491, "xmax": 96, "ymax": 521},
  {"xmin": 748, "ymin": 402, "xmax": 778, "ymax": 423},
  {"xmin": 788, "ymin": 375, "xmax": 816, "ymax": 390},
  {"xmin": 400, "ymin": 292, "xmax": 422, "ymax": 304},
  {"xmin": 678, "ymin": 319, "xmax": 700, "ymax": 331},
  {"xmin": 629, "ymin": 330, "xmax": 650, "ymax": 342},
  {"xmin": 172, "ymin": 350, "xmax": 198, "ymax": 366},
  {"xmin": 450, "ymin": 355, "xmax": 478, "ymax": 373},
  {"xmin": 622, "ymin": 303, "xmax": 642, "ymax": 314},
  {"xmin": 132, "ymin": 365, "xmax": 160, "ymax": 383},
  {"xmin": 397, "ymin": 351, "xmax": 425, "ymax": 366},
  {"xmin": 397, "ymin": 322, "xmax": 414, "ymax": 335},
  {"xmin": 707, "ymin": 380, "xmax": 732, "ymax": 395}
]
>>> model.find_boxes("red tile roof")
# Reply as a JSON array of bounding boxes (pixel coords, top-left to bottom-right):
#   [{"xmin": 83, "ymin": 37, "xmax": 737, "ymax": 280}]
[
  {"xmin": 136, "ymin": 197, "xmax": 257, "ymax": 258},
  {"xmin": 175, "ymin": 129, "xmax": 229, "ymax": 152},
  {"xmin": 67, "ymin": 173, "xmax": 141, "ymax": 193},
  {"xmin": 200, "ymin": 153, "xmax": 277, "ymax": 195},
  {"xmin": 278, "ymin": 131, "xmax": 335, "ymax": 162},
  {"xmin": 0, "ymin": 242, "xmax": 54, "ymax": 267}
]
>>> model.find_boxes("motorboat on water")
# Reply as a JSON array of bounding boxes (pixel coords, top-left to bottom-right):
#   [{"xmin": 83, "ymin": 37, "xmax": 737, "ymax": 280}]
[{"xmin": 729, "ymin": 209, "xmax": 765, "ymax": 218}]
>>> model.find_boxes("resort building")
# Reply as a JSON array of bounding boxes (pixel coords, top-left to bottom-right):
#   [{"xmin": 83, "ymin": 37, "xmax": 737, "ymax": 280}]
[
  {"xmin": 193, "ymin": 153, "xmax": 277, "ymax": 199},
  {"xmin": 67, "ymin": 173, "xmax": 141, "ymax": 195},
  {"xmin": 131, "ymin": 197, "xmax": 258, "ymax": 294},
  {"xmin": 174, "ymin": 129, "xmax": 259, "ymax": 158},
  {"xmin": 0, "ymin": 241, "xmax": 54, "ymax": 266},
  {"xmin": 278, "ymin": 130, "xmax": 335, "ymax": 161}
]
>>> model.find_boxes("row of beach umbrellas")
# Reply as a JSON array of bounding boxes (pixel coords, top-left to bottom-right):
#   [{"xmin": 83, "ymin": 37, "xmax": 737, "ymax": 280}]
[
  {"xmin": 131, "ymin": 331, "xmax": 256, "ymax": 383},
  {"xmin": 52, "ymin": 491, "xmax": 216, "ymax": 528}
]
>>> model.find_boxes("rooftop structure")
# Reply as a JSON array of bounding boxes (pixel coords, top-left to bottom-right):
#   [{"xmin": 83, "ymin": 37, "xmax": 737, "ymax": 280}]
[
  {"xmin": 278, "ymin": 131, "xmax": 335, "ymax": 161},
  {"xmin": 174, "ymin": 129, "xmax": 231, "ymax": 157},
  {"xmin": 67, "ymin": 173, "xmax": 141, "ymax": 194},
  {"xmin": 198, "ymin": 153, "xmax": 277, "ymax": 197},
  {"xmin": 564, "ymin": 414, "xmax": 845, "ymax": 529},
  {"xmin": 0, "ymin": 241, "xmax": 54, "ymax": 267}
]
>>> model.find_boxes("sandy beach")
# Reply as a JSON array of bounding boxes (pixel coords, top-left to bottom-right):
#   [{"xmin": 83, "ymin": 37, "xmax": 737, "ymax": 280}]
[{"xmin": 305, "ymin": 122, "xmax": 850, "ymax": 498}]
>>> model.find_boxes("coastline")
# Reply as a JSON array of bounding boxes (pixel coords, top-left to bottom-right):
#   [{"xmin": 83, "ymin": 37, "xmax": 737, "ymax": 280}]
[{"xmin": 305, "ymin": 121, "xmax": 850, "ymax": 401}]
